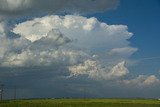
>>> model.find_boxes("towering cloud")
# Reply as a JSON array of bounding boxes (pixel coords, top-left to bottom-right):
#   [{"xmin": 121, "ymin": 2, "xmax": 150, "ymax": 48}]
[
  {"xmin": 69, "ymin": 60, "xmax": 128, "ymax": 80},
  {"xmin": 0, "ymin": 0, "xmax": 160, "ymax": 99},
  {"xmin": 13, "ymin": 15, "xmax": 132, "ymax": 50},
  {"xmin": 0, "ymin": 14, "xmax": 159, "ymax": 87},
  {"xmin": 0, "ymin": 13, "xmax": 159, "ymax": 95}
]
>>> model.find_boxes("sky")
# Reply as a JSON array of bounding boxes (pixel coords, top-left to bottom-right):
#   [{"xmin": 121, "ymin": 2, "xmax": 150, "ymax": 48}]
[
  {"xmin": 91, "ymin": 0, "xmax": 160, "ymax": 77},
  {"xmin": 0, "ymin": 0, "xmax": 160, "ymax": 99}
]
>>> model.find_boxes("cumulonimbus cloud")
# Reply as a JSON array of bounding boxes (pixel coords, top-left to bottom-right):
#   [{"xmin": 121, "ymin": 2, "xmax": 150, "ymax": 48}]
[
  {"xmin": 0, "ymin": 15, "xmax": 159, "ymax": 86},
  {"xmin": 1, "ymin": 15, "xmax": 133, "ymax": 70},
  {"xmin": 13, "ymin": 15, "xmax": 133, "ymax": 49},
  {"xmin": 0, "ymin": 0, "xmax": 160, "ymax": 99}
]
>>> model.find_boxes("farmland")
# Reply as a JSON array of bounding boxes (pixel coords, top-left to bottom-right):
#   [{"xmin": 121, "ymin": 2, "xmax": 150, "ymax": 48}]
[{"xmin": 0, "ymin": 99, "xmax": 160, "ymax": 107}]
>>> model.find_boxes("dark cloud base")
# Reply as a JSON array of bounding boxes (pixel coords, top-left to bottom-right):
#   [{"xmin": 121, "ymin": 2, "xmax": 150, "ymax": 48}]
[{"xmin": 0, "ymin": 67, "xmax": 160, "ymax": 99}]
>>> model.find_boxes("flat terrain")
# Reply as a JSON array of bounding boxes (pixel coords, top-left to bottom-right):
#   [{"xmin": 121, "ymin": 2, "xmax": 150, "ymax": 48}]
[{"xmin": 0, "ymin": 99, "xmax": 160, "ymax": 107}]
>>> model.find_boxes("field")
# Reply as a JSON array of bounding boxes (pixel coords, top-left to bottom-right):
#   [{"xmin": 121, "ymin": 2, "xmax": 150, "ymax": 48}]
[{"xmin": 0, "ymin": 99, "xmax": 160, "ymax": 107}]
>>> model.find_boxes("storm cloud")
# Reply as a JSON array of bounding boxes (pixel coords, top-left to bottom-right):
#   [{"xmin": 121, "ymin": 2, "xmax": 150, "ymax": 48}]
[
  {"xmin": 0, "ymin": 0, "xmax": 119, "ymax": 19},
  {"xmin": 0, "ymin": 0, "xmax": 160, "ymax": 99}
]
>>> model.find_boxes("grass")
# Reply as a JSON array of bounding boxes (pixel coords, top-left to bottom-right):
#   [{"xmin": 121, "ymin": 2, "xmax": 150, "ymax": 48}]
[{"xmin": 0, "ymin": 98, "xmax": 160, "ymax": 107}]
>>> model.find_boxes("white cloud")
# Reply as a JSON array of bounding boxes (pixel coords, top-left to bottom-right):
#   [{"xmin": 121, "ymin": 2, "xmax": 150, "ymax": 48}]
[
  {"xmin": 29, "ymin": 29, "xmax": 71, "ymax": 51},
  {"xmin": 108, "ymin": 61, "xmax": 129, "ymax": 78},
  {"xmin": 108, "ymin": 47, "xmax": 138, "ymax": 58},
  {"xmin": 1, "ymin": 48, "xmax": 89, "ymax": 67},
  {"xmin": 121, "ymin": 75, "xmax": 160, "ymax": 86},
  {"xmin": 13, "ymin": 15, "xmax": 133, "ymax": 52},
  {"xmin": 0, "ymin": 15, "xmax": 138, "ymax": 81},
  {"xmin": 69, "ymin": 60, "xmax": 128, "ymax": 80}
]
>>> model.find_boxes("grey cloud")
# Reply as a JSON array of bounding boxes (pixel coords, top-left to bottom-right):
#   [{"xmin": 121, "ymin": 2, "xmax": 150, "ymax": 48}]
[
  {"xmin": 121, "ymin": 75, "xmax": 160, "ymax": 87},
  {"xmin": 30, "ymin": 29, "xmax": 71, "ymax": 51},
  {"xmin": 1, "ymin": 15, "xmax": 158, "ymax": 90},
  {"xmin": 0, "ymin": 0, "xmax": 119, "ymax": 17},
  {"xmin": 1, "ymin": 67, "xmax": 160, "ymax": 99},
  {"xmin": 13, "ymin": 15, "xmax": 133, "ymax": 51},
  {"xmin": 1, "ymin": 7, "xmax": 160, "ymax": 99}
]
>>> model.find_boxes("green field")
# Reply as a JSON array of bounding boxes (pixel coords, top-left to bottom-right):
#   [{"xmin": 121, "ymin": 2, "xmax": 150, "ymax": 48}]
[{"xmin": 0, "ymin": 99, "xmax": 160, "ymax": 107}]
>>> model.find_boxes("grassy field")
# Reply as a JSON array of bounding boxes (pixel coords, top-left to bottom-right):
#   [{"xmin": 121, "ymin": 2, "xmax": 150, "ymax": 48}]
[{"xmin": 0, "ymin": 99, "xmax": 160, "ymax": 107}]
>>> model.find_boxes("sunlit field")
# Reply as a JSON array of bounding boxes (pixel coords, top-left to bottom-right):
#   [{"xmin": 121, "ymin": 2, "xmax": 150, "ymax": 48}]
[{"xmin": 0, "ymin": 99, "xmax": 160, "ymax": 107}]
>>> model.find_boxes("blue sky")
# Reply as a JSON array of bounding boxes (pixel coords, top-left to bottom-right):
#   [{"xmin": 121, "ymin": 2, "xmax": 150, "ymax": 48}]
[
  {"xmin": 93, "ymin": 0, "xmax": 160, "ymax": 57},
  {"xmin": 89, "ymin": 0, "xmax": 160, "ymax": 75},
  {"xmin": 0, "ymin": 0, "xmax": 160, "ymax": 99}
]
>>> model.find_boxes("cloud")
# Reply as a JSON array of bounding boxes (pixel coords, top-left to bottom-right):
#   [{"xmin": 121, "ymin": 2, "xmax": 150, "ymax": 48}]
[
  {"xmin": 1, "ymin": 14, "xmax": 158, "ymax": 92},
  {"xmin": 108, "ymin": 47, "xmax": 138, "ymax": 58},
  {"xmin": 13, "ymin": 15, "xmax": 133, "ymax": 51},
  {"xmin": 29, "ymin": 29, "xmax": 71, "ymax": 50},
  {"xmin": 0, "ymin": 37, "xmax": 8, "ymax": 59},
  {"xmin": 1, "ymin": 15, "xmax": 137, "ymax": 81},
  {"xmin": 1, "ymin": 15, "xmax": 136, "ymax": 77},
  {"xmin": 0, "ymin": 0, "xmax": 159, "ymax": 98},
  {"xmin": 1, "ymin": 15, "xmax": 160, "ymax": 99},
  {"xmin": 69, "ymin": 60, "xmax": 128, "ymax": 80},
  {"xmin": 0, "ymin": 22, "xmax": 9, "ymax": 59},
  {"xmin": 1, "ymin": 49, "xmax": 89, "ymax": 67},
  {"xmin": 0, "ymin": 0, "xmax": 31, "ymax": 13},
  {"xmin": 121, "ymin": 75, "xmax": 160, "ymax": 86},
  {"xmin": 0, "ymin": 22, "xmax": 5, "ymax": 33},
  {"xmin": 0, "ymin": 0, "xmax": 119, "ymax": 17}
]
